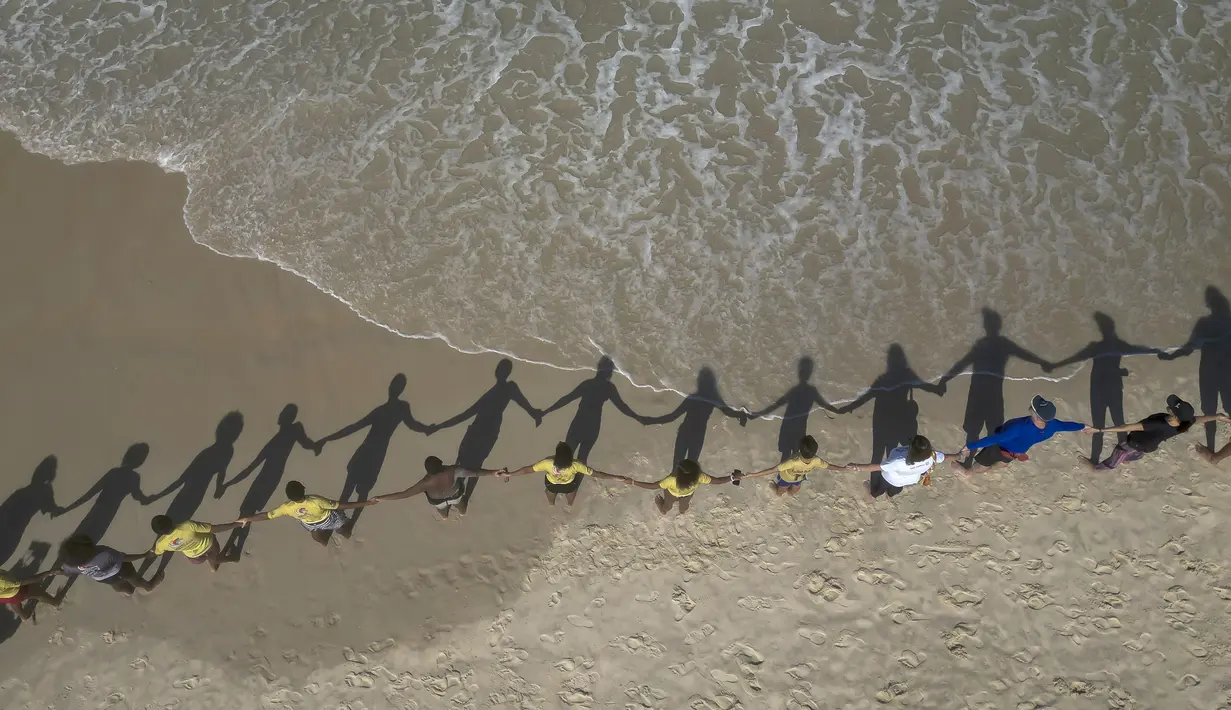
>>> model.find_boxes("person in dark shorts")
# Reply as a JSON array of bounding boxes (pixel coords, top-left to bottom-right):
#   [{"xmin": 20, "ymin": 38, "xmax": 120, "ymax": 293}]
[
  {"xmin": 374, "ymin": 456, "xmax": 505, "ymax": 519},
  {"xmin": 501, "ymin": 442, "xmax": 622, "ymax": 507},
  {"xmin": 148, "ymin": 515, "xmax": 248, "ymax": 572},
  {"xmin": 956, "ymin": 395, "xmax": 1092, "ymax": 473},
  {"xmin": 739, "ymin": 435, "xmax": 840, "ymax": 496},
  {"xmin": 845, "ymin": 435, "xmax": 954, "ymax": 500},
  {"xmin": 239, "ymin": 481, "xmax": 379, "ymax": 545},
  {"xmin": 615, "ymin": 459, "xmax": 742, "ymax": 516},
  {"xmin": 45, "ymin": 534, "xmax": 163, "ymax": 595},
  {"xmin": 1080, "ymin": 395, "xmax": 1229, "ymax": 470}
]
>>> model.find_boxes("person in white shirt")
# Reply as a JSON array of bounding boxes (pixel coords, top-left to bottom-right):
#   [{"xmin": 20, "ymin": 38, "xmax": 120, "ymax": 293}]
[{"xmin": 845, "ymin": 435, "xmax": 955, "ymax": 499}]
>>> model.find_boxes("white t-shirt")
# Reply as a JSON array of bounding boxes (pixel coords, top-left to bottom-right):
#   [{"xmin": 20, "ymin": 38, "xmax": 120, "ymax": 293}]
[{"xmin": 880, "ymin": 447, "xmax": 944, "ymax": 487}]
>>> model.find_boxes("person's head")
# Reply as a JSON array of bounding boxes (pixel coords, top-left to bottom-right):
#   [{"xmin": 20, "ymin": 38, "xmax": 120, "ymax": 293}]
[
  {"xmin": 32, "ymin": 454, "xmax": 57, "ymax": 484},
  {"xmin": 284, "ymin": 480, "xmax": 307, "ymax": 501},
  {"xmin": 1093, "ymin": 311, "xmax": 1115, "ymax": 338},
  {"xmin": 982, "ymin": 307, "xmax": 1002, "ymax": 335},
  {"xmin": 58, "ymin": 534, "xmax": 97, "ymax": 566},
  {"xmin": 495, "ymin": 358, "xmax": 513, "ymax": 381},
  {"xmin": 424, "ymin": 456, "xmax": 445, "ymax": 474},
  {"xmin": 797, "ymin": 356, "xmax": 814, "ymax": 383},
  {"xmin": 1166, "ymin": 394, "xmax": 1197, "ymax": 432},
  {"xmin": 1029, "ymin": 395, "xmax": 1057, "ymax": 426},
  {"xmin": 799, "ymin": 435, "xmax": 819, "ymax": 460},
  {"xmin": 674, "ymin": 459, "xmax": 702, "ymax": 489},
  {"xmin": 905, "ymin": 435, "xmax": 935, "ymax": 465},
  {"xmin": 122, "ymin": 443, "xmax": 150, "ymax": 469},
  {"xmin": 597, "ymin": 356, "xmax": 615, "ymax": 381},
  {"xmin": 552, "ymin": 442, "xmax": 574, "ymax": 469},
  {"xmin": 278, "ymin": 403, "xmax": 299, "ymax": 427},
  {"xmin": 388, "ymin": 373, "xmax": 407, "ymax": 398},
  {"xmin": 150, "ymin": 515, "xmax": 174, "ymax": 535}
]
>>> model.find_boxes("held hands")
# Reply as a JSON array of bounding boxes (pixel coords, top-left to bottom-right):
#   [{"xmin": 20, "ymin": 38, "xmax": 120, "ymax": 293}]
[
  {"xmin": 1081, "ymin": 425, "xmax": 1098, "ymax": 434},
  {"xmin": 311, "ymin": 442, "xmax": 324, "ymax": 456}
]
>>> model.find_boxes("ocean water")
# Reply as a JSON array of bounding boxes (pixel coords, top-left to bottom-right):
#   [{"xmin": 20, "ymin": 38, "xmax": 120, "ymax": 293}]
[{"xmin": 2, "ymin": 0, "xmax": 1229, "ymax": 405}]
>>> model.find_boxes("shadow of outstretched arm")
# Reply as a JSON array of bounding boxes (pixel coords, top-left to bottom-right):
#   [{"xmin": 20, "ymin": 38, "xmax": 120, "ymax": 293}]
[
  {"xmin": 640, "ymin": 400, "xmax": 687, "ymax": 426},
  {"xmin": 58, "ymin": 480, "xmax": 103, "ymax": 516},
  {"xmin": 749, "ymin": 392, "xmax": 789, "ymax": 421},
  {"xmin": 1005, "ymin": 339, "xmax": 1053, "ymax": 370},
  {"xmin": 316, "ymin": 412, "xmax": 374, "ymax": 447},
  {"xmin": 541, "ymin": 384, "xmax": 584, "ymax": 418},
  {"xmin": 608, "ymin": 387, "xmax": 649, "ymax": 422},
  {"xmin": 508, "ymin": 383, "xmax": 542, "ymax": 425}
]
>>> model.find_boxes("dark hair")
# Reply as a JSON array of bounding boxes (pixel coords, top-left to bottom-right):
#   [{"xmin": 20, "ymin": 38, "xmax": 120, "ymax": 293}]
[
  {"xmin": 553, "ymin": 442, "xmax": 574, "ymax": 468},
  {"xmin": 905, "ymin": 435, "xmax": 934, "ymax": 465},
  {"xmin": 58, "ymin": 534, "xmax": 96, "ymax": 567},
  {"xmin": 424, "ymin": 456, "xmax": 444, "ymax": 474},
  {"xmin": 284, "ymin": 480, "xmax": 307, "ymax": 501},
  {"xmin": 1175, "ymin": 420, "xmax": 1195, "ymax": 434},
  {"xmin": 799, "ymin": 435, "xmax": 818, "ymax": 459},
  {"xmin": 673, "ymin": 459, "xmax": 702, "ymax": 489},
  {"xmin": 150, "ymin": 515, "xmax": 174, "ymax": 535}
]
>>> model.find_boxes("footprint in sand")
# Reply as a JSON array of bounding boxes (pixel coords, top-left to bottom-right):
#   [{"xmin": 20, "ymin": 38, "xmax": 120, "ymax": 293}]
[
  {"xmin": 558, "ymin": 689, "xmax": 593, "ymax": 706},
  {"xmin": 873, "ymin": 682, "xmax": 908, "ymax": 704},
  {"xmin": 879, "ymin": 602, "xmax": 928, "ymax": 625},
  {"xmin": 796, "ymin": 571, "xmax": 845, "ymax": 601},
  {"xmin": 939, "ymin": 584, "xmax": 985, "ymax": 608},
  {"xmin": 855, "ymin": 568, "xmax": 906, "ymax": 591},
  {"xmin": 902, "ymin": 513, "xmax": 933, "ymax": 534},
  {"xmin": 684, "ymin": 624, "xmax": 716, "ymax": 646},
  {"xmin": 129, "ymin": 656, "xmax": 149, "ymax": 671},
  {"xmin": 1047, "ymin": 540, "xmax": 1070, "ymax": 556},
  {"xmin": 942, "ymin": 622, "xmax": 982, "ymax": 658},
  {"xmin": 172, "ymin": 676, "xmax": 203, "ymax": 690},
  {"xmin": 345, "ymin": 671, "xmax": 376, "ymax": 688},
  {"xmin": 609, "ymin": 633, "xmax": 666, "ymax": 658},
  {"xmin": 671, "ymin": 586, "xmax": 697, "ymax": 621},
  {"xmin": 343, "ymin": 647, "xmax": 369, "ymax": 664},
  {"xmin": 624, "ymin": 684, "xmax": 668, "ymax": 707},
  {"xmin": 548, "ymin": 590, "xmax": 563, "ymax": 607},
  {"xmin": 709, "ymin": 670, "xmax": 740, "ymax": 684},
  {"xmin": 724, "ymin": 642, "xmax": 764, "ymax": 666},
  {"xmin": 796, "ymin": 627, "xmax": 827, "ymax": 646},
  {"xmin": 566, "ymin": 615, "xmax": 595, "ymax": 628},
  {"xmin": 786, "ymin": 662, "xmax": 814, "ymax": 680},
  {"xmin": 634, "ymin": 591, "xmax": 660, "ymax": 603},
  {"xmin": 539, "ymin": 631, "xmax": 566, "ymax": 644},
  {"xmin": 898, "ymin": 650, "xmax": 925, "ymax": 669},
  {"xmin": 367, "ymin": 638, "xmax": 395, "ymax": 653}
]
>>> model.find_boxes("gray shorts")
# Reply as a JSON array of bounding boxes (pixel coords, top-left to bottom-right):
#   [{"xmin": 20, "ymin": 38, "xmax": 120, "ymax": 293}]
[{"xmin": 301, "ymin": 510, "xmax": 346, "ymax": 531}]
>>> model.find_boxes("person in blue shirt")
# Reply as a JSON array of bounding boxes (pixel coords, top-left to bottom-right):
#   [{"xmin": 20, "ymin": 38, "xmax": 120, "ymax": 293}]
[{"xmin": 954, "ymin": 395, "xmax": 1092, "ymax": 472}]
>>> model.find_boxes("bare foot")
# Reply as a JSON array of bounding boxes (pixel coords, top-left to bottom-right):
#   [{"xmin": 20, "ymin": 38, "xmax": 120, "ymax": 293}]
[
  {"xmin": 1195, "ymin": 444, "xmax": 1216, "ymax": 463},
  {"xmin": 454, "ymin": 502, "xmax": 467, "ymax": 517},
  {"xmin": 434, "ymin": 508, "xmax": 449, "ymax": 521}
]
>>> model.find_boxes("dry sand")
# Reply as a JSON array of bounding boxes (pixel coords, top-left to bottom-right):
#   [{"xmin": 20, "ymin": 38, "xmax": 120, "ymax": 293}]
[{"xmin": 1, "ymin": 131, "xmax": 1230, "ymax": 708}]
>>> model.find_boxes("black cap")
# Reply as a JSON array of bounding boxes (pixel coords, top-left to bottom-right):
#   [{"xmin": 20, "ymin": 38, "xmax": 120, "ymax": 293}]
[
  {"xmin": 1167, "ymin": 394, "xmax": 1196, "ymax": 423},
  {"xmin": 1031, "ymin": 395, "xmax": 1057, "ymax": 422}
]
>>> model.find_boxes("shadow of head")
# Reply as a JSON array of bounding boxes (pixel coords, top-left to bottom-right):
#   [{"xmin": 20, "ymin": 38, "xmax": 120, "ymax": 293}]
[
  {"xmin": 121, "ymin": 443, "xmax": 149, "ymax": 469},
  {"xmin": 277, "ymin": 404, "xmax": 299, "ymax": 427},
  {"xmin": 215, "ymin": 411, "xmax": 244, "ymax": 444}
]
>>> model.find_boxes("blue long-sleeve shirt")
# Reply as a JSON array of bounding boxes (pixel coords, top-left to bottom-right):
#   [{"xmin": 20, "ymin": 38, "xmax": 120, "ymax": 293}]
[{"xmin": 967, "ymin": 416, "xmax": 1084, "ymax": 454}]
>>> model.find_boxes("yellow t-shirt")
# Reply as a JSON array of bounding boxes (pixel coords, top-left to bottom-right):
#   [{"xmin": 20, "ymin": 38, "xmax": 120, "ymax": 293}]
[
  {"xmin": 0, "ymin": 573, "xmax": 22, "ymax": 599},
  {"xmin": 533, "ymin": 458, "xmax": 594, "ymax": 485},
  {"xmin": 153, "ymin": 521, "xmax": 215, "ymax": 558},
  {"xmin": 776, "ymin": 456, "xmax": 830, "ymax": 483},
  {"xmin": 268, "ymin": 495, "xmax": 338, "ymax": 524},
  {"xmin": 659, "ymin": 472, "xmax": 713, "ymax": 498}
]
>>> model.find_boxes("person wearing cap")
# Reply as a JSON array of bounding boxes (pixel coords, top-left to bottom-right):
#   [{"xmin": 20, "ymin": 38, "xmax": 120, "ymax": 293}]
[
  {"xmin": 955, "ymin": 395, "xmax": 1093, "ymax": 473},
  {"xmin": 1082, "ymin": 395, "xmax": 1230, "ymax": 470}
]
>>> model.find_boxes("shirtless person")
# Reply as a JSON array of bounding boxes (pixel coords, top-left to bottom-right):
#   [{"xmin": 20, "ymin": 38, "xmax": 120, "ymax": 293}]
[{"xmin": 373, "ymin": 456, "xmax": 505, "ymax": 519}]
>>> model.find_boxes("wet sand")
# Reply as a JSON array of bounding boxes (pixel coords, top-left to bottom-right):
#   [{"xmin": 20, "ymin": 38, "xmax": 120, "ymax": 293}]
[{"xmin": 2, "ymin": 131, "xmax": 1231, "ymax": 707}]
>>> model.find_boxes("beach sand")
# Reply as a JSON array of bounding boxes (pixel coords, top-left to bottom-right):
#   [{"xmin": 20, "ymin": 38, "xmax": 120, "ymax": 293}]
[{"xmin": 2, "ymin": 131, "xmax": 1231, "ymax": 708}]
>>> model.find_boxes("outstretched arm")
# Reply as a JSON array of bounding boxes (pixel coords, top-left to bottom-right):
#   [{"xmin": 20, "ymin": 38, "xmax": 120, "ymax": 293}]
[
  {"xmin": 336, "ymin": 499, "xmax": 379, "ymax": 510},
  {"xmin": 211, "ymin": 521, "xmax": 249, "ymax": 533},
  {"xmin": 123, "ymin": 551, "xmax": 155, "ymax": 563},
  {"xmin": 616, "ymin": 477, "xmax": 663, "ymax": 490},
  {"xmin": 59, "ymin": 478, "xmax": 107, "ymax": 515},
  {"xmin": 541, "ymin": 384, "xmax": 584, "ymax": 418},
  {"xmin": 740, "ymin": 464, "xmax": 783, "ymax": 479},
  {"xmin": 707, "ymin": 472, "xmax": 741, "ymax": 485},
  {"xmin": 748, "ymin": 392, "xmax": 790, "ymax": 420},
  {"xmin": 315, "ymin": 411, "xmax": 376, "ymax": 447},
  {"xmin": 509, "ymin": 384, "xmax": 542, "ymax": 424},
  {"xmin": 1096, "ymin": 421, "xmax": 1145, "ymax": 434},
  {"xmin": 844, "ymin": 462, "xmax": 883, "ymax": 472},
  {"xmin": 372, "ymin": 475, "xmax": 436, "ymax": 502},
  {"xmin": 498, "ymin": 464, "xmax": 539, "ymax": 479}
]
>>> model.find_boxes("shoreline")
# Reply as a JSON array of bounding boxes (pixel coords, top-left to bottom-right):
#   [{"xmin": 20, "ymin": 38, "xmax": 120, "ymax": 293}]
[{"xmin": 3, "ymin": 130, "xmax": 1231, "ymax": 708}]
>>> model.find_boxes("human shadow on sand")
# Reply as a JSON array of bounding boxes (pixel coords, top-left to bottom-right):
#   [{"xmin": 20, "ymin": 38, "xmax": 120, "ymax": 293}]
[
  {"xmin": 643, "ymin": 367, "xmax": 747, "ymax": 466},
  {"xmin": 749, "ymin": 356, "xmax": 840, "ymax": 462},
  {"xmin": 0, "ymin": 456, "xmax": 62, "ymax": 567},
  {"xmin": 1162, "ymin": 286, "xmax": 1231, "ymax": 451},
  {"xmin": 435, "ymin": 359, "xmax": 541, "ymax": 506},
  {"xmin": 56, "ymin": 443, "xmax": 154, "ymax": 596},
  {"xmin": 839, "ymin": 345, "xmax": 945, "ymax": 462},
  {"xmin": 939, "ymin": 308, "xmax": 1052, "ymax": 451},
  {"xmin": 541, "ymin": 356, "xmax": 647, "ymax": 463},
  {"xmin": 315, "ymin": 374, "xmax": 431, "ymax": 532},
  {"xmin": 220, "ymin": 404, "xmax": 317, "ymax": 558},
  {"xmin": 140, "ymin": 411, "xmax": 244, "ymax": 577},
  {"xmin": 1051, "ymin": 312, "xmax": 1160, "ymax": 461}
]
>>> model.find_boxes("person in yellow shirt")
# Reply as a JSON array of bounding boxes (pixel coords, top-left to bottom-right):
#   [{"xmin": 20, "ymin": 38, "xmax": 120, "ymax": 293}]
[
  {"xmin": 240, "ymin": 481, "xmax": 378, "ymax": 545},
  {"xmin": 499, "ymin": 442, "xmax": 621, "ymax": 506},
  {"xmin": 615, "ymin": 459, "xmax": 741, "ymax": 515},
  {"xmin": 148, "ymin": 515, "xmax": 248, "ymax": 572},
  {"xmin": 738, "ymin": 435, "xmax": 841, "ymax": 496},
  {"xmin": 0, "ymin": 569, "xmax": 60, "ymax": 622}
]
